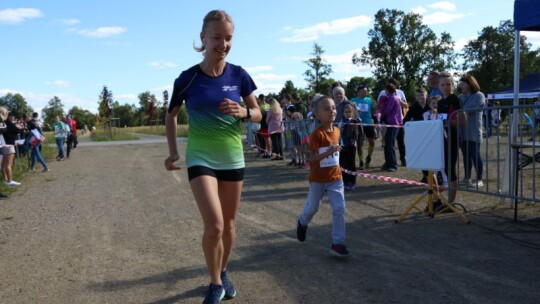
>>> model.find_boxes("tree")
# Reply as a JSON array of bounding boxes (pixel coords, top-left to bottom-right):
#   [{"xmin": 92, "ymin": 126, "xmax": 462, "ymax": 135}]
[
  {"xmin": 42, "ymin": 96, "xmax": 65, "ymax": 129},
  {"xmin": 461, "ymin": 20, "xmax": 540, "ymax": 94},
  {"xmin": 304, "ymin": 43, "xmax": 333, "ymax": 93},
  {"xmin": 161, "ymin": 90, "xmax": 169, "ymax": 125},
  {"xmin": 278, "ymin": 80, "xmax": 299, "ymax": 98},
  {"xmin": 98, "ymin": 86, "xmax": 113, "ymax": 119},
  {"xmin": 344, "ymin": 76, "xmax": 377, "ymax": 100},
  {"xmin": 353, "ymin": 9, "xmax": 456, "ymax": 101},
  {"xmin": 68, "ymin": 106, "xmax": 96, "ymax": 130},
  {"xmin": 0, "ymin": 93, "xmax": 34, "ymax": 118},
  {"xmin": 112, "ymin": 102, "xmax": 138, "ymax": 127}
]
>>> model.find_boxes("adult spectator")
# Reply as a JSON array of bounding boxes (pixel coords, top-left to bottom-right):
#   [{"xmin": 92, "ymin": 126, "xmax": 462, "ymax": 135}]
[
  {"xmin": 291, "ymin": 92, "xmax": 307, "ymax": 118},
  {"xmin": 458, "ymin": 74, "xmax": 485, "ymax": 187},
  {"xmin": 378, "ymin": 78, "xmax": 408, "ymax": 166},
  {"xmin": 0, "ymin": 107, "xmax": 22, "ymax": 186},
  {"xmin": 52, "ymin": 115, "xmax": 67, "ymax": 161},
  {"xmin": 67, "ymin": 114, "xmax": 78, "ymax": 149},
  {"xmin": 25, "ymin": 113, "xmax": 49, "ymax": 172},
  {"xmin": 377, "ymin": 83, "xmax": 403, "ymax": 172},
  {"xmin": 333, "ymin": 86, "xmax": 353, "ymax": 122},
  {"xmin": 351, "ymin": 84, "xmax": 376, "ymax": 169}
]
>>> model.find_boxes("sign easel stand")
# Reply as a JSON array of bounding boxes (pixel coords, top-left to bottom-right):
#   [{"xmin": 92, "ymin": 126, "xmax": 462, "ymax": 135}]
[{"xmin": 395, "ymin": 171, "xmax": 470, "ymax": 224}]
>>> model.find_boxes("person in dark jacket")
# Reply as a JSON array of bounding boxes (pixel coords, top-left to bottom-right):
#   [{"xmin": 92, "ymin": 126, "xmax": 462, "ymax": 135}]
[{"xmin": 0, "ymin": 107, "xmax": 22, "ymax": 186}]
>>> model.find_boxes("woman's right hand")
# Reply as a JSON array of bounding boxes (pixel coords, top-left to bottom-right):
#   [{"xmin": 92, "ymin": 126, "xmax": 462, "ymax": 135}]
[{"xmin": 164, "ymin": 154, "xmax": 181, "ymax": 171}]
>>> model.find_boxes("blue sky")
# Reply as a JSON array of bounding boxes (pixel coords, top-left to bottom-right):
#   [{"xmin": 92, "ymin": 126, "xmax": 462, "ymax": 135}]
[{"xmin": 1, "ymin": 0, "xmax": 538, "ymax": 115}]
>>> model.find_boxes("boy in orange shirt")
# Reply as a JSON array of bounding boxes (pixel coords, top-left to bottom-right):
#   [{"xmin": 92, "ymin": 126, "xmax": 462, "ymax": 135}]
[{"xmin": 296, "ymin": 96, "xmax": 350, "ymax": 257}]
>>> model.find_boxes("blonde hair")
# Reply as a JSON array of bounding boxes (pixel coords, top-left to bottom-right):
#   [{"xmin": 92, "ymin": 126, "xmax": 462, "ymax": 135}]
[
  {"xmin": 194, "ymin": 10, "xmax": 234, "ymax": 53},
  {"xmin": 0, "ymin": 107, "xmax": 8, "ymax": 122},
  {"xmin": 269, "ymin": 98, "xmax": 282, "ymax": 114}
]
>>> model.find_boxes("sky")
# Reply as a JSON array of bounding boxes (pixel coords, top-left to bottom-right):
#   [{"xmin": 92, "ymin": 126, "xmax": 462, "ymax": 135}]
[{"xmin": 1, "ymin": 0, "xmax": 539, "ymax": 115}]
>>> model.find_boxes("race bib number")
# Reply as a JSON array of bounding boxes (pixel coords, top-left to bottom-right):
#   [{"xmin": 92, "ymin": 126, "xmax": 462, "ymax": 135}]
[
  {"xmin": 438, "ymin": 113, "xmax": 448, "ymax": 121},
  {"xmin": 319, "ymin": 146, "xmax": 339, "ymax": 168},
  {"xmin": 357, "ymin": 103, "xmax": 369, "ymax": 112}
]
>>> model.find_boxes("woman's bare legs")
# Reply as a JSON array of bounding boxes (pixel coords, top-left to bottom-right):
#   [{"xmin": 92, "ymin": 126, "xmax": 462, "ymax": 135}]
[{"xmin": 190, "ymin": 176, "xmax": 242, "ymax": 284}]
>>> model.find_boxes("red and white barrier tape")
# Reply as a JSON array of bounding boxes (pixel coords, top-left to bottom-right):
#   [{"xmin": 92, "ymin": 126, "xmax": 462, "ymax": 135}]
[{"xmin": 341, "ymin": 167, "xmax": 446, "ymax": 192}]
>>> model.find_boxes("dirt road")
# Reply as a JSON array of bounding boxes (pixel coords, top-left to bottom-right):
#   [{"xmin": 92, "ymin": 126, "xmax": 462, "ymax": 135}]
[{"xmin": 0, "ymin": 134, "xmax": 539, "ymax": 303}]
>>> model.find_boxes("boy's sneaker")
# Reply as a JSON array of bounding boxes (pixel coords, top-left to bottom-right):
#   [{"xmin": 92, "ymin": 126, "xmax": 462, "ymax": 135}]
[
  {"xmin": 202, "ymin": 284, "xmax": 225, "ymax": 304},
  {"xmin": 475, "ymin": 180, "xmax": 484, "ymax": 187},
  {"xmin": 220, "ymin": 271, "xmax": 237, "ymax": 300},
  {"xmin": 329, "ymin": 244, "xmax": 351, "ymax": 257},
  {"xmin": 296, "ymin": 219, "xmax": 308, "ymax": 242}
]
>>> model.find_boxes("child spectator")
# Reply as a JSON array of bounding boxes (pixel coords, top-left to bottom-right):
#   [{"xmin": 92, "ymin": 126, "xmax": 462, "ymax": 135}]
[
  {"xmin": 338, "ymin": 103, "xmax": 359, "ymax": 190},
  {"xmin": 296, "ymin": 95, "xmax": 350, "ymax": 258},
  {"xmin": 266, "ymin": 98, "xmax": 284, "ymax": 160},
  {"xmin": 293, "ymin": 111, "xmax": 308, "ymax": 168}
]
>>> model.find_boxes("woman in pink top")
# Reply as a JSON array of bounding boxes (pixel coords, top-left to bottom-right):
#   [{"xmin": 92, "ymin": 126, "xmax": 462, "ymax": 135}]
[{"xmin": 266, "ymin": 98, "xmax": 285, "ymax": 160}]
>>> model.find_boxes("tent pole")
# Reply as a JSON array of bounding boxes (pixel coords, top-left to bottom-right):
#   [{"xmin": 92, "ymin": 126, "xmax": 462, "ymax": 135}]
[{"xmin": 510, "ymin": 29, "xmax": 521, "ymax": 220}]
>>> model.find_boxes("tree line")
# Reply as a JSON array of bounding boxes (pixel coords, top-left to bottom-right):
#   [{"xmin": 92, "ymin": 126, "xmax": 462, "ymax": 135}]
[{"xmin": 2, "ymin": 9, "xmax": 538, "ymax": 128}]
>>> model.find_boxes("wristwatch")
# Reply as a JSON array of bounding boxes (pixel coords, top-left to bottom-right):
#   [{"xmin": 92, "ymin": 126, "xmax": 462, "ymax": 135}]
[{"xmin": 246, "ymin": 108, "xmax": 252, "ymax": 119}]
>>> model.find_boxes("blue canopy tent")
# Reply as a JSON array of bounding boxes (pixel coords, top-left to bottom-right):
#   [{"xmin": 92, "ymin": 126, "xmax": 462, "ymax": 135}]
[{"xmin": 488, "ymin": 73, "xmax": 540, "ymax": 99}]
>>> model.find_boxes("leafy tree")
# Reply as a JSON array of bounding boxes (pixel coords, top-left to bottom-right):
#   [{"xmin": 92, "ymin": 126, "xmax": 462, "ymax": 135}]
[
  {"xmin": 304, "ymin": 43, "xmax": 333, "ymax": 93},
  {"xmin": 112, "ymin": 102, "xmax": 138, "ymax": 127},
  {"xmin": 318, "ymin": 78, "xmax": 339, "ymax": 96},
  {"xmin": 353, "ymin": 9, "xmax": 456, "ymax": 101},
  {"xmin": 344, "ymin": 76, "xmax": 377, "ymax": 100},
  {"xmin": 137, "ymin": 91, "xmax": 158, "ymax": 125},
  {"xmin": 0, "ymin": 93, "xmax": 34, "ymax": 119},
  {"xmin": 161, "ymin": 90, "xmax": 169, "ymax": 125},
  {"xmin": 278, "ymin": 80, "xmax": 299, "ymax": 98},
  {"xmin": 98, "ymin": 86, "xmax": 113, "ymax": 119},
  {"xmin": 68, "ymin": 106, "xmax": 97, "ymax": 131},
  {"xmin": 42, "ymin": 96, "xmax": 65, "ymax": 129},
  {"xmin": 461, "ymin": 20, "xmax": 540, "ymax": 94}
]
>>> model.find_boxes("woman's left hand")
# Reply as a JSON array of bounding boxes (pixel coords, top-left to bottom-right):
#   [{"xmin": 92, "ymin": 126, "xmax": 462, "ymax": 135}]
[{"xmin": 219, "ymin": 98, "xmax": 245, "ymax": 119}]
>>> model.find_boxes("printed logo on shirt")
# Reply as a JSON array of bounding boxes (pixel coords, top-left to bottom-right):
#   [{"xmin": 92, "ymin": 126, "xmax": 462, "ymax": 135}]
[{"xmin": 222, "ymin": 85, "xmax": 238, "ymax": 92}]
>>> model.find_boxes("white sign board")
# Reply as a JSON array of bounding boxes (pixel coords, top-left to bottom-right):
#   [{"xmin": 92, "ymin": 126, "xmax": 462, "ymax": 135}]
[{"xmin": 404, "ymin": 120, "xmax": 444, "ymax": 171}]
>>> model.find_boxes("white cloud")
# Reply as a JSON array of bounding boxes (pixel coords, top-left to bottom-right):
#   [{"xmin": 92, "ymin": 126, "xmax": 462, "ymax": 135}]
[
  {"xmin": 523, "ymin": 31, "xmax": 540, "ymax": 48},
  {"xmin": 429, "ymin": 1, "xmax": 457, "ymax": 11},
  {"xmin": 411, "ymin": 6, "xmax": 428, "ymax": 15},
  {"xmin": 57, "ymin": 18, "xmax": 80, "ymax": 26},
  {"xmin": 116, "ymin": 94, "xmax": 138, "ymax": 100},
  {"xmin": 422, "ymin": 11, "xmax": 465, "ymax": 25},
  {"xmin": 282, "ymin": 15, "xmax": 371, "ymax": 43},
  {"xmin": 46, "ymin": 80, "xmax": 70, "ymax": 88},
  {"xmin": 0, "ymin": 8, "xmax": 42, "ymax": 24},
  {"xmin": 454, "ymin": 36, "xmax": 475, "ymax": 51},
  {"xmin": 77, "ymin": 26, "xmax": 127, "ymax": 38},
  {"xmin": 147, "ymin": 61, "xmax": 178, "ymax": 69}
]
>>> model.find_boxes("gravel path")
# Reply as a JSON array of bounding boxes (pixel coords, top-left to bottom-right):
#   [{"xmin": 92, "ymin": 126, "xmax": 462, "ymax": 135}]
[{"xmin": 0, "ymin": 133, "xmax": 539, "ymax": 303}]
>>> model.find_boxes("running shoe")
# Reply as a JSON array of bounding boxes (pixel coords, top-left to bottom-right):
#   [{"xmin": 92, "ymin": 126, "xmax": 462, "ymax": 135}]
[
  {"xmin": 365, "ymin": 155, "xmax": 371, "ymax": 168},
  {"xmin": 220, "ymin": 271, "xmax": 237, "ymax": 300},
  {"xmin": 296, "ymin": 219, "xmax": 308, "ymax": 242},
  {"xmin": 202, "ymin": 284, "xmax": 225, "ymax": 304}
]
